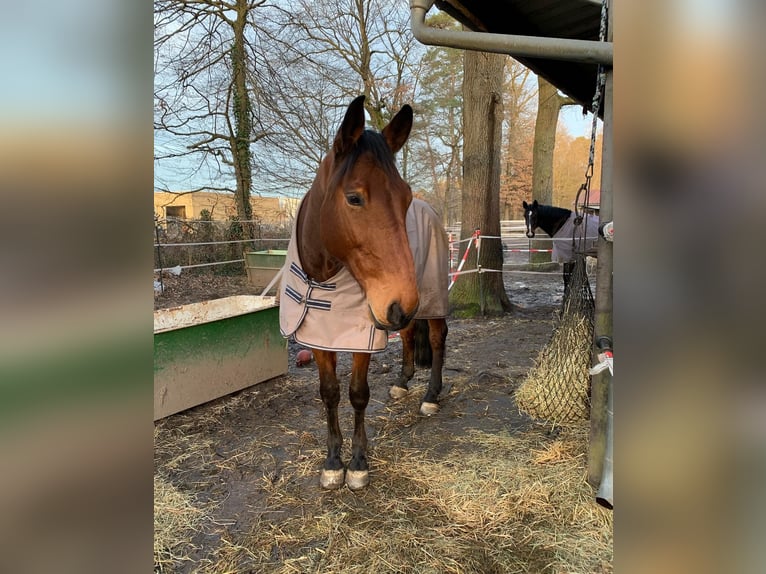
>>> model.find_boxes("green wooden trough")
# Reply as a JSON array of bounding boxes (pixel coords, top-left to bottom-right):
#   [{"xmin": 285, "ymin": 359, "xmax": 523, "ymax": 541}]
[
  {"xmin": 154, "ymin": 295, "xmax": 287, "ymax": 420},
  {"xmin": 245, "ymin": 249, "xmax": 287, "ymax": 294}
]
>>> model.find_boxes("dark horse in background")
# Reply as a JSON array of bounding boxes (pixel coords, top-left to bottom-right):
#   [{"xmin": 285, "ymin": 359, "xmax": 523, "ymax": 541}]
[
  {"xmin": 522, "ymin": 199, "xmax": 599, "ymax": 294},
  {"xmin": 279, "ymin": 95, "xmax": 449, "ymax": 490}
]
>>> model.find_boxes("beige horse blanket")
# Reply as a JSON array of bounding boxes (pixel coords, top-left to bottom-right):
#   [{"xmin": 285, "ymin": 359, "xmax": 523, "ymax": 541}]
[{"xmin": 279, "ymin": 198, "xmax": 449, "ymax": 352}]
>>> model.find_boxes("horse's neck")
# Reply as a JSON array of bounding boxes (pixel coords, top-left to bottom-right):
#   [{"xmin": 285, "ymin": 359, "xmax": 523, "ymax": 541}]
[
  {"xmin": 538, "ymin": 206, "xmax": 572, "ymax": 238},
  {"xmin": 296, "ymin": 171, "xmax": 342, "ymax": 282}
]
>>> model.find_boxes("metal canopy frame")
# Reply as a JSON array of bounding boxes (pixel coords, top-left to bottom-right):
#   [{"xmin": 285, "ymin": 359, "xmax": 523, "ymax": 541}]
[{"xmin": 415, "ymin": 0, "xmax": 611, "ymax": 117}]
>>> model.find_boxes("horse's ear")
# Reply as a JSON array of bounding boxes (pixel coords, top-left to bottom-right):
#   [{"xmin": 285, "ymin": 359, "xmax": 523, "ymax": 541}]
[
  {"xmin": 333, "ymin": 95, "xmax": 367, "ymax": 157},
  {"xmin": 381, "ymin": 104, "xmax": 413, "ymax": 154},
  {"xmin": 522, "ymin": 201, "xmax": 529, "ymax": 209},
  {"xmin": 532, "ymin": 199, "xmax": 538, "ymax": 208}
]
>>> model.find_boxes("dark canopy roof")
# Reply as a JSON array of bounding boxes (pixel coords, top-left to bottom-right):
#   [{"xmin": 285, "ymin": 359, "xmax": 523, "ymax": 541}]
[{"xmin": 433, "ymin": 0, "xmax": 608, "ymax": 117}]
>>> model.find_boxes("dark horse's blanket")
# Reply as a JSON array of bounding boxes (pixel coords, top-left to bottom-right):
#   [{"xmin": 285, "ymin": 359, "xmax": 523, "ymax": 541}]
[{"xmin": 279, "ymin": 198, "xmax": 448, "ymax": 352}]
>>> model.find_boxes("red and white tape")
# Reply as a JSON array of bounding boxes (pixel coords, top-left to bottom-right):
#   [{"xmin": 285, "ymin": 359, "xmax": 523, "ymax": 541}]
[
  {"xmin": 448, "ymin": 229, "xmax": 480, "ymax": 290},
  {"xmin": 589, "ymin": 350, "xmax": 613, "ymax": 376}
]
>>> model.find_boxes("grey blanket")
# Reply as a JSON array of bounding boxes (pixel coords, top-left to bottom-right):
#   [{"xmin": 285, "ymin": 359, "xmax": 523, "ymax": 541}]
[{"xmin": 551, "ymin": 212, "xmax": 599, "ymax": 262}]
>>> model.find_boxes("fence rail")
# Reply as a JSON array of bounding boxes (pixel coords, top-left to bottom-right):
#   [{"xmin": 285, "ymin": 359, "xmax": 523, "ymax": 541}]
[
  {"xmin": 446, "ymin": 219, "xmax": 526, "ymax": 237},
  {"xmin": 153, "ymin": 218, "xmax": 553, "ymax": 277},
  {"xmin": 154, "ymin": 215, "xmax": 291, "ymax": 274}
]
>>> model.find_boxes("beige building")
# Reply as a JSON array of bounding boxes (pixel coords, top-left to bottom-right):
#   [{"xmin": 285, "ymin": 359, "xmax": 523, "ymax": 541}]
[{"xmin": 154, "ymin": 191, "xmax": 299, "ymax": 227}]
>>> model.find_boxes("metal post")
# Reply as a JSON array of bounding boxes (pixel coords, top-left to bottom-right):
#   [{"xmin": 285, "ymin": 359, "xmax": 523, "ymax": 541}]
[
  {"xmin": 596, "ymin": 366, "xmax": 614, "ymax": 508},
  {"xmin": 476, "ymin": 232, "xmax": 484, "ymax": 315},
  {"xmin": 155, "ymin": 224, "xmax": 165, "ymax": 293},
  {"xmin": 587, "ymin": 3, "xmax": 614, "ymax": 488}
]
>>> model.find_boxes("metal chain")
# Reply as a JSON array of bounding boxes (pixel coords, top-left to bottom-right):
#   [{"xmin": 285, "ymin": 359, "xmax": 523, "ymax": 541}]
[
  {"xmin": 586, "ymin": 0, "xmax": 608, "ymax": 180},
  {"xmin": 574, "ymin": 0, "xmax": 608, "ymax": 242}
]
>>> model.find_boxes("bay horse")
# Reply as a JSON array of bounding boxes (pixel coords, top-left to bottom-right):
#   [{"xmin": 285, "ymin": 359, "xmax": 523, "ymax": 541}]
[
  {"xmin": 279, "ymin": 95, "xmax": 449, "ymax": 490},
  {"xmin": 522, "ymin": 199, "xmax": 599, "ymax": 293}
]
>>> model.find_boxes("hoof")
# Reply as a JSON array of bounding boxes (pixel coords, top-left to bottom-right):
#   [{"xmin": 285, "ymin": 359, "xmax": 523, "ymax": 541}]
[
  {"xmin": 345, "ymin": 469, "xmax": 370, "ymax": 490},
  {"xmin": 420, "ymin": 401, "xmax": 440, "ymax": 416},
  {"xmin": 389, "ymin": 385, "xmax": 408, "ymax": 399},
  {"xmin": 320, "ymin": 468, "xmax": 345, "ymax": 490}
]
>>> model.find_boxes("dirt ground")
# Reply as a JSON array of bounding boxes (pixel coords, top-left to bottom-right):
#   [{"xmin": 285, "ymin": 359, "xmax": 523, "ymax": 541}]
[
  {"xmin": 153, "ymin": 265, "xmax": 568, "ymax": 443},
  {"xmin": 154, "ymin": 265, "xmax": 611, "ymax": 573},
  {"xmin": 152, "ymin": 267, "xmax": 567, "ymax": 443}
]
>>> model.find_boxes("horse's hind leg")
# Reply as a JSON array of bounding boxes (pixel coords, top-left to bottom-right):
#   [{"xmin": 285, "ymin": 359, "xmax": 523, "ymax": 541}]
[
  {"xmin": 314, "ymin": 349, "xmax": 345, "ymax": 490},
  {"xmin": 420, "ymin": 318, "xmax": 448, "ymax": 416},
  {"xmin": 389, "ymin": 323, "xmax": 415, "ymax": 399},
  {"xmin": 347, "ymin": 352, "xmax": 371, "ymax": 490}
]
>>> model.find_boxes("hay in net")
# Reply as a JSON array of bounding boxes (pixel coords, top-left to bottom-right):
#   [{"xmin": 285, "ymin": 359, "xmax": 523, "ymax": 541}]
[{"xmin": 516, "ymin": 254, "xmax": 594, "ymax": 424}]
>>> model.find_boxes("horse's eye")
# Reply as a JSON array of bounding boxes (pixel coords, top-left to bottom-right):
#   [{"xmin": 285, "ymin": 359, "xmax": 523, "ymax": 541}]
[{"xmin": 345, "ymin": 193, "xmax": 364, "ymax": 207}]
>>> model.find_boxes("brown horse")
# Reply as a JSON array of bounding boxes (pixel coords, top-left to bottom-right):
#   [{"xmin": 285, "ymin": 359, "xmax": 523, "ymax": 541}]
[{"xmin": 279, "ymin": 95, "xmax": 448, "ymax": 490}]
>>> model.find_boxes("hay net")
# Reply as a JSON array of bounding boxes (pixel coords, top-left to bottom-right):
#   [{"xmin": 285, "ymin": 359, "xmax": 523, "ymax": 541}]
[{"xmin": 516, "ymin": 255, "xmax": 594, "ymax": 424}]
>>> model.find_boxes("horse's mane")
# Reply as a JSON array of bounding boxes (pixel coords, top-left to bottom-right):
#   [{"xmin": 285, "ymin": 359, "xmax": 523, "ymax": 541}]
[{"xmin": 537, "ymin": 204, "xmax": 571, "ymax": 220}]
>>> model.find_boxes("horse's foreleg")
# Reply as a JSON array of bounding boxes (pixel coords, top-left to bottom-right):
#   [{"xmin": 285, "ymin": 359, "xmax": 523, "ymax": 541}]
[
  {"xmin": 314, "ymin": 349, "xmax": 345, "ymax": 490},
  {"xmin": 390, "ymin": 324, "xmax": 415, "ymax": 399},
  {"xmin": 420, "ymin": 318, "xmax": 448, "ymax": 416},
  {"xmin": 563, "ymin": 260, "xmax": 574, "ymax": 302},
  {"xmin": 347, "ymin": 352, "xmax": 371, "ymax": 490}
]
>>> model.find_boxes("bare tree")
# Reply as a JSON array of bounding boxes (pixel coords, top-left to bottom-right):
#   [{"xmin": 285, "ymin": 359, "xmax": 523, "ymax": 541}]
[
  {"xmin": 248, "ymin": 0, "xmax": 423, "ymax": 197},
  {"xmin": 408, "ymin": 13, "xmax": 464, "ymax": 224},
  {"xmin": 500, "ymin": 60, "xmax": 537, "ymax": 220},
  {"xmin": 154, "ymin": 0, "xmax": 270, "ymax": 239},
  {"xmin": 155, "ymin": 0, "xmax": 485, "ymax": 241},
  {"xmin": 449, "ymin": 51, "xmax": 513, "ymax": 317}
]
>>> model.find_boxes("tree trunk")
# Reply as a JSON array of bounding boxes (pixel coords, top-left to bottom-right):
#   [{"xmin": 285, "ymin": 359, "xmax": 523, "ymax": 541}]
[
  {"xmin": 532, "ymin": 76, "xmax": 560, "ymax": 207},
  {"xmin": 530, "ymin": 76, "xmax": 577, "ymax": 263},
  {"xmin": 450, "ymin": 51, "xmax": 512, "ymax": 317},
  {"xmin": 230, "ymin": 0, "xmax": 255, "ymax": 240}
]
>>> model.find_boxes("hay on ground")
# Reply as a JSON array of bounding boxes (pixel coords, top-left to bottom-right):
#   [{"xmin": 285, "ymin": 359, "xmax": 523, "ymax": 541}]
[
  {"xmin": 153, "ymin": 331, "xmax": 612, "ymax": 573},
  {"xmin": 154, "ymin": 474, "xmax": 206, "ymax": 573},
  {"xmin": 155, "ymin": 412, "xmax": 612, "ymax": 574}
]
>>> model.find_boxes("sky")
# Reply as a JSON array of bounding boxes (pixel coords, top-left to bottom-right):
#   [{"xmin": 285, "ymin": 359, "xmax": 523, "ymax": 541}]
[{"xmin": 559, "ymin": 107, "xmax": 601, "ymax": 139}]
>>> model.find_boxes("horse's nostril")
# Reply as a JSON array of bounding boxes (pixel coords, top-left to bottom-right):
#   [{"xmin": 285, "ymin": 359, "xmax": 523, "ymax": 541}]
[
  {"xmin": 386, "ymin": 301, "xmax": 412, "ymax": 330},
  {"xmin": 387, "ymin": 301, "xmax": 403, "ymax": 326}
]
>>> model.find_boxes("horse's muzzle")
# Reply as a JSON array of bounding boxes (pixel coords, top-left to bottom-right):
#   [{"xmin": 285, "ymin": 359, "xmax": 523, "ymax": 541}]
[
  {"xmin": 372, "ymin": 300, "xmax": 417, "ymax": 331},
  {"xmin": 526, "ymin": 230, "xmax": 535, "ymax": 239}
]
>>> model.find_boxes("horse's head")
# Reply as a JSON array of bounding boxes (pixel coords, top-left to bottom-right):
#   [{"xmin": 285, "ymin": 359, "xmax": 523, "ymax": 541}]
[
  {"xmin": 522, "ymin": 199, "xmax": 539, "ymax": 239},
  {"xmin": 317, "ymin": 95, "xmax": 418, "ymax": 331}
]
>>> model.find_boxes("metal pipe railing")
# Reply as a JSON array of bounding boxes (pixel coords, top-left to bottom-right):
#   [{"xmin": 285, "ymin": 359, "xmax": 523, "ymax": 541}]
[{"xmin": 410, "ymin": 0, "xmax": 612, "ymax": 65}]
